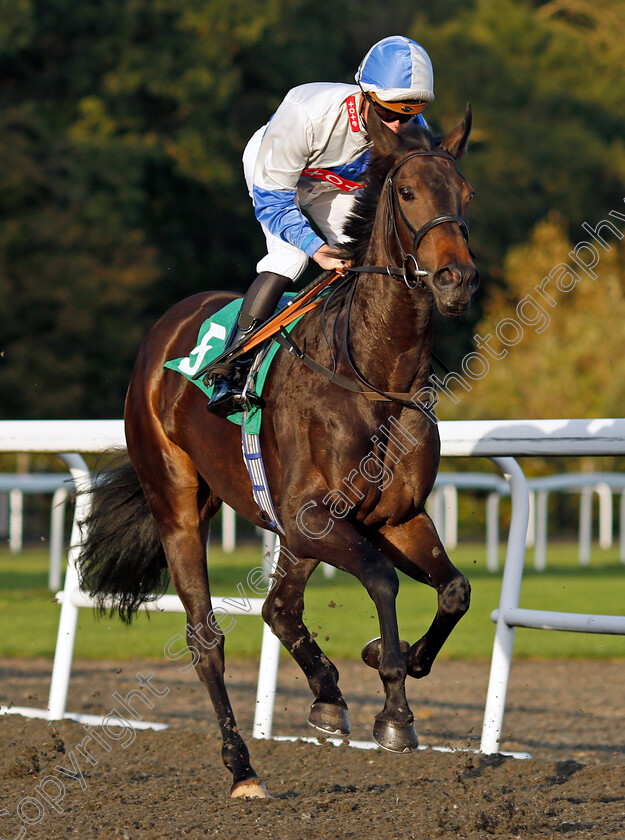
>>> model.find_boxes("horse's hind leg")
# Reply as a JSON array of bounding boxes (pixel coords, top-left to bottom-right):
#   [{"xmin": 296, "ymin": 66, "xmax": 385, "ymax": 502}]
[
  {"xmin": 370, "ymin": 511, "xmax": 471, "ymax": 679},
  {"xmin": 285, "ymin": 513, "xmax": 417, "ymax": 753},
  {"xmin": 128, "ymin": 433, "xmax": 268, "ymax": 798},
  {"xmin": 261, "ymin": 548, "xmax": 349, "ymax": 736}
]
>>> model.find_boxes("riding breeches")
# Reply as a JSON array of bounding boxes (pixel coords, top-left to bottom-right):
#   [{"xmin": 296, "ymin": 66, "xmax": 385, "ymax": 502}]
[{"xmin": 243, "ymin": 126, "xmax": 359, "ymax": 281}]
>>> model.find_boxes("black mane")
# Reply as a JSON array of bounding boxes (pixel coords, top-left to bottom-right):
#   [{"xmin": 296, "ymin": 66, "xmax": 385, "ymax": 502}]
[{"xmin": 341, "ymin": 125, "xmax": 437, "ymax": 266}]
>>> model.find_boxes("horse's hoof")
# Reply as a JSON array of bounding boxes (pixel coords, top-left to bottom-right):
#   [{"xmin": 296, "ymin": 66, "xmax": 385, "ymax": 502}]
[
  {"xmin": 361, "ymin": 637, "xmax": 410, "ymax": 670},
  {"xmin": 308, "ymin": 701, "xmax": 350, "ymax": 736},
  {"xmin": 230, "ymin": 777, "xmax": 271, "ymax": 799},
  {"xmin": 373, "ymin": 719, "xmax": 419, "ymax": 753}
]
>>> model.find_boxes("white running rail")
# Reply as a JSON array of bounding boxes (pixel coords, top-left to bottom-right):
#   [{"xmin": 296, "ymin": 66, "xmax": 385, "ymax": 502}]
[
  {"xmin": 0, "ymin": 421, "xmax": 282, "ymax": 734},
  {"xmin": 0, "ymin": 418, "xmax": 624, "ymax": 754}
]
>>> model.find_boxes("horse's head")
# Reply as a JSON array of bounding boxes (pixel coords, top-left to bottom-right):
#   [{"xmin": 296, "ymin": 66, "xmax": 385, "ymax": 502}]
[{"xmin": 366, "ymin": 104, "xmax": 479, "ymax": 316}]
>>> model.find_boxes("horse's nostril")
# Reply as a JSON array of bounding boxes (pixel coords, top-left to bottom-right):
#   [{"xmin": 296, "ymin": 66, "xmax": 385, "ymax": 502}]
[
  {"xmin": 435, "ymin": 268, "xmax": 457, "ymax": 288},
  {"xmin": 434, "ymin": 265, "xmax": 479, "ymax": 296}
]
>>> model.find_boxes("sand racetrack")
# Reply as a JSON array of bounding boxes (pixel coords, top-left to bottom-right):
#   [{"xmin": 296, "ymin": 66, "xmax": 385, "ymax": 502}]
[{"xmin": 1, "ymin": 656, "xmax": 624, "ymax": 839}]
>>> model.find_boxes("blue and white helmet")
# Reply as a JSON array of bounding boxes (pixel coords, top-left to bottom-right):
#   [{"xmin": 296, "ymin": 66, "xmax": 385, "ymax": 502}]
[{"xmin": 355, "ymin": 36, "xmax": 434, "ymax": 114}]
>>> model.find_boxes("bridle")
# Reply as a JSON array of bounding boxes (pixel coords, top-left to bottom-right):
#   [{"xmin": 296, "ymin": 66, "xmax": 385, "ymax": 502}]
[
  {"xmin": 345, "ymin": 149, "xmax": 473, "ymax": 288},
  {"xmin": 385, "ymin": 149, "xmax": 472, "ymax": 287},
  {"xmin": 198, "ymin": 148, "xmax": 476, "ymax": 417},
  {"xmin": 339, "ymin": 148, "xmax": 475, "ymax": 411}
]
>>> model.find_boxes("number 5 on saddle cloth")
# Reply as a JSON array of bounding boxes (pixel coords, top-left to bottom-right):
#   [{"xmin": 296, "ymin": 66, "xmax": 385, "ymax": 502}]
[
  {"xmin": 164, "ymin": 294, "xmax": 300, "ymax": 435},
  {"xmin": 163, "ymin": 279, "xmax": 341, "ymax": 534},
  {"xmin": 164, "ymin": 270, "xmax": 343, "ymax": 431}
]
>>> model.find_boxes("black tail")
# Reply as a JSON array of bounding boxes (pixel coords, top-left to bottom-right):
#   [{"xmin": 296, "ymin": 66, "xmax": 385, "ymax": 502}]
[{"xmin": 77, "ymin": 458, "xmax": 170, "ymax": 623}]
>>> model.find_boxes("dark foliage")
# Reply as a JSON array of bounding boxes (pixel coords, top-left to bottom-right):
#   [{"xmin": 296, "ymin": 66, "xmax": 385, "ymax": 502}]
[{"xmin": 2, "ymin": 1, "xmax": 625, "ymax": 418}]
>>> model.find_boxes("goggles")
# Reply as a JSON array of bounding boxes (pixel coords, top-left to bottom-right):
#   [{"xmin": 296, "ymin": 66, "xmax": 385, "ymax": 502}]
[{"xmin": 367, "ymin": 91, "xmax": 429, "ymax": 124}]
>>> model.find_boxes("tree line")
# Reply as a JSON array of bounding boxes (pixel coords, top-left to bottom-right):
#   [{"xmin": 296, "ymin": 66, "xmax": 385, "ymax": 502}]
[{"xmin": 1, "ymin": 0, "xmax": 624, "ymax": 420}]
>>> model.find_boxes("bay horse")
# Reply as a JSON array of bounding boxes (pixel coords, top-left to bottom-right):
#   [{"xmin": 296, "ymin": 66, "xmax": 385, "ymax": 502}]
[{"xmin": 78, "ymin": 105, "xmax": 479, "ymax": 798}]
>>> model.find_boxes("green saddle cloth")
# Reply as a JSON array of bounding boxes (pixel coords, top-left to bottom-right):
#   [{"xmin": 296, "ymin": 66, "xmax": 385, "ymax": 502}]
[{"xmin": 164, "ymin": 295, "xmax": 299, "ymax": 434}]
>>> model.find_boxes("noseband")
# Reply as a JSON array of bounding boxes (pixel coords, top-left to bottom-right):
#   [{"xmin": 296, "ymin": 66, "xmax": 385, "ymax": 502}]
[
  {"xmin": 346, "ymin": 149, "xmax": 473, "ymax": 288},
  {"xmin": 384, "ymin": 150, "xmax": 472, "ymax": 288},
  {"xmin": 337, "ymin": 149, "xmax": 475, "ymax": 411}
]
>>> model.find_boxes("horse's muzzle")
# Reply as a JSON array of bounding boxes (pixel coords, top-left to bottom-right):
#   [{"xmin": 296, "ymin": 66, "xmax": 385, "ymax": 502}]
[{"xmin": 432, "ymin": 263, "xmax": 479, "ymax": 314}]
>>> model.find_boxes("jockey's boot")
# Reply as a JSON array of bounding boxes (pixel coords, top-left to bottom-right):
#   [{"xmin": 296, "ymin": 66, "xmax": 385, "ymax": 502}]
[
  {"xmin": 205, "ymin": 321, "xmax": 260, "ymax": 417},
  {"xmin": 206, "ymin": 271, "xmax": 291, "ymax": 417}
]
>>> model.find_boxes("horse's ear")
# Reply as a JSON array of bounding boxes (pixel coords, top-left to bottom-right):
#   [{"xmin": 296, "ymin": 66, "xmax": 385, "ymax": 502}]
[
  {"xmin": 366, "ymin": 102, "xmax": 404, "ymax": 158},
  {"xmin": 439, "ymin": 102, "xmax": 472, "ymax": 160}
]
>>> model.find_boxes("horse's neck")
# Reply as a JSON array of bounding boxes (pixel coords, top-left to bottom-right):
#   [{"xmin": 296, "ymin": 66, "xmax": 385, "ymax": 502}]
[{"xmin": 348, "ymin": 271, "xmax": 435, "ymax": 394}]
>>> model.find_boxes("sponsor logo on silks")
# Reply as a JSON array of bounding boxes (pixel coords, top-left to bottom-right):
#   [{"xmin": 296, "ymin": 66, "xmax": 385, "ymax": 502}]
[
  {"xmin": 301, "ymin": 168, "xmax": 365, "ymax": 193},
  {"xmin": 345, "ymin": 95, "xmax": 361, "ymax": 133}
]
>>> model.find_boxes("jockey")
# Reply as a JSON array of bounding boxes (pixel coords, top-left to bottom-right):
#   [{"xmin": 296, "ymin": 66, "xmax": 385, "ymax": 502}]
[{"xmin": 207, "ymin": 35, "xmax": 435, "ymax": 416}]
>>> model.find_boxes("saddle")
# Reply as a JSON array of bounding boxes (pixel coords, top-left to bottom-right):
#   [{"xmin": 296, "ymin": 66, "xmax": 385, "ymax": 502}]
[
  {"xmin": 164, "ymin": 270, "xmax": 343, "ymax": 434},
  {"xmin": 192, "ymin": 269, "xmax": 343, "ymax": 383},
  {"xmin": 165, "ymin": 265, "xmax": 437, "ymax": 433}
]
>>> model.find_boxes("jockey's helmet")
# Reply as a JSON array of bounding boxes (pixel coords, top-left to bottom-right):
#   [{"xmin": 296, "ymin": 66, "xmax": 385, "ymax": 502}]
[{"xmin": 355, "ymin": 36, "xmax": 434, "ymax": 116}]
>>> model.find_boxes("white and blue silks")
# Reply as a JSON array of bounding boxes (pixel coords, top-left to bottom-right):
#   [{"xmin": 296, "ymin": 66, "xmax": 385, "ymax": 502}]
[{"xmin": 242, "ymin": 82, "xmax": 427, "ymax": 279}]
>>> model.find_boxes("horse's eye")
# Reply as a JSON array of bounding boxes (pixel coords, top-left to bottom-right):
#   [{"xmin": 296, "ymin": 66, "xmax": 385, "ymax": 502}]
[
  {"xmin": 399, "ymin": 187, "xmax": 414, "ymax": 201},
  {"xmin": 468, "ymin": 191, "xmax": 476, "ymax": 202}
]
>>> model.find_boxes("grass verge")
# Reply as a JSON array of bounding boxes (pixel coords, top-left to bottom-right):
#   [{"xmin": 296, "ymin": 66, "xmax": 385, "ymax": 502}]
[{"xmin": 0, "ymin": 542, "xmax": 623, "ymax": 662}]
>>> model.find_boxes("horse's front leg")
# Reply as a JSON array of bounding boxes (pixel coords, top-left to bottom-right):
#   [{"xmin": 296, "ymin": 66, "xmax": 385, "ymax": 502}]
[
  {"xmin": 368, "ymin": 511, "xmax": 471, "ymax": 679},
  {"xmin": 286, "ymin": 509, "xmax": 418, "ymax": 753}
]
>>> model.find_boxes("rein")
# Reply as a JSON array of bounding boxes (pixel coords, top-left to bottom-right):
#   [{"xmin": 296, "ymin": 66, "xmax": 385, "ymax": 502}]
[{"xmin": 273, "ymin": 329, "xmax": 425, "ymax": 405}]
